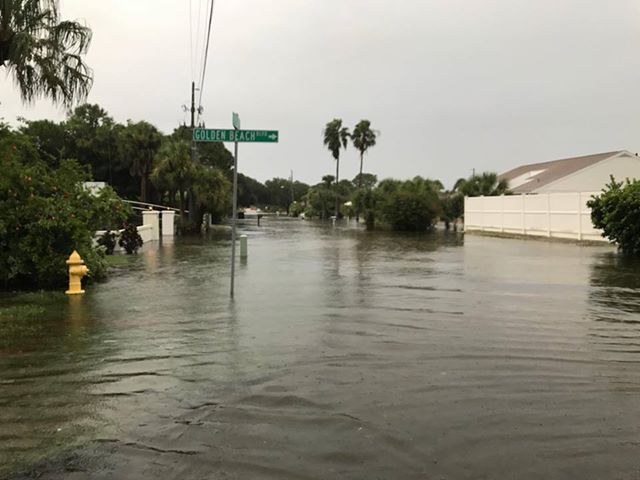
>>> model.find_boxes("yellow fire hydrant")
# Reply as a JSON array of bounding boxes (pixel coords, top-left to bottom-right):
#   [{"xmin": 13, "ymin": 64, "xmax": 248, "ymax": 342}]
[{"xmin": 65, "ymin": 250, "xmax": 89, "ymax": 295}]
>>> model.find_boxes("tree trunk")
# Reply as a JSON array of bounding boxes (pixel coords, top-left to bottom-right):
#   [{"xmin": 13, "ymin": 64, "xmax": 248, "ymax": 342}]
[
  {"xmin": 140, "ymin": 174, "xmax": 147, "ymax": 203},
  {"xmin": 188, "ymin": 188, "xmax": 196, "ymax": 223},
  {"xmin": 178, "ymin": 188, "xmax": 186, "ymax": 224},
  {"xmin": 356, "ymin": 152, "xmax": 364, "ymax": 222},
  {"xmin": 335, "ymin": 157, "xmax": 340, "ymax": 219}
]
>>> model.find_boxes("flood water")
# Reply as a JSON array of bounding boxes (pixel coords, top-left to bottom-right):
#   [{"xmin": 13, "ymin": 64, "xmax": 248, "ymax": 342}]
[{"xmin": 2, "ymin": 219, "xmax": 640, "ymax": 479}]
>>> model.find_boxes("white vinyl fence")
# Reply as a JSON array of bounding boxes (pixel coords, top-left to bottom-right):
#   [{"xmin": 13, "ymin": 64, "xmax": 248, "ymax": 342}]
[{"xmin": 464, "ymin": 192, "xmax": 607, "ymax": 242}]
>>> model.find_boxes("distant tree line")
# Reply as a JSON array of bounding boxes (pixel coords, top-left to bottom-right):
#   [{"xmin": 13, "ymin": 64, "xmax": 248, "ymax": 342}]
[
  {"xmin": 296, "ymin": 170, "xmax": 507, "ymax": 231},
  {"xmin": 312, "ymin": 117, "xmax": 510, "ymax": 231},
  {"xmin": 13, "ymin": 104, "xmax": 315, "ymax": 228}
]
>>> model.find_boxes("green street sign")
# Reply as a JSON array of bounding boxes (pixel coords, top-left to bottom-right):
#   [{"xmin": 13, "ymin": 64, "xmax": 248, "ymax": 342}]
[{"xmin": 193, "ymin": 128, "xmax": 278, "ymax": 143}]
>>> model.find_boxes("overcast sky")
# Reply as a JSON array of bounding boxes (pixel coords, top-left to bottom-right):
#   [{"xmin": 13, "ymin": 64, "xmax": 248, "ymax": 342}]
[{"xmin": 2, "ymin": 0, "xmax": 640, "ymax": 187}]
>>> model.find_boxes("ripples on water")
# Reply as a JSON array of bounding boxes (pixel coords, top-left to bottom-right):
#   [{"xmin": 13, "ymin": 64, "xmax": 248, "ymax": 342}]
[{"xmin": 2, "ymin": 220, "xmax": 640, "ymax": 479}]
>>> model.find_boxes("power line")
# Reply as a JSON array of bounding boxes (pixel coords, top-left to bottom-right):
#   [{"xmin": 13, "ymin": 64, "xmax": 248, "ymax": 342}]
[
  {"xmin": 197, "ymin": 0, "xmax": 215, "ymax": 123},
  {"xmin": 189, "ymin": 0, "xmax": 194, "ymax": 81},
  {"xmin": 193, "ymin": 0, "xmax": 203, "ymax": 82}
]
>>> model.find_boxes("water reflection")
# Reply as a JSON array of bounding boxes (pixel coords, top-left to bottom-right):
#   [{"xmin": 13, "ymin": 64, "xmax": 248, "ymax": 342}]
[
  {"xmin": 4, "ymin": 224, "xmax": 640, "ymax": 480},
  {"xmin": 0, "ymin": 293, "xmax": 115, "ymax": 475},
  {"xmin": 589, "ymin": 252, "xmax": 640, "ymax": 315}
]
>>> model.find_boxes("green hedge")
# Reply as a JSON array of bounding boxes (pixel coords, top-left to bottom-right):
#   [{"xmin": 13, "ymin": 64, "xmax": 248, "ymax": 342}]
[
  {"xmin": 588, "ymin": 177, "xmax": 640, "ymax": 255},
  {"xmin": 0, "ymin": 133, "xmax": 130, "ymax": 289}
]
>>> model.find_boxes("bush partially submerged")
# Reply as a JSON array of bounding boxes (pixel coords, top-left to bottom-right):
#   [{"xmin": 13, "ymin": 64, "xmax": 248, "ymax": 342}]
[
  {"xmin": 97, "ymin": 230, "xmax": 117, "ymax": 255},
  {"xmin": 0, "ymin": 134, "xmax": 131, "ymax": 289},
  {"xmin": 588, "ymin": 176, "xmax": 640, "ymax": 255},
  {"xmin": 374, "ymin": 177, "xmax": 442, "ymax": 231},
  {"xmin": 118, "ymin": 224, "xmax": 143, "ymax": 254}
]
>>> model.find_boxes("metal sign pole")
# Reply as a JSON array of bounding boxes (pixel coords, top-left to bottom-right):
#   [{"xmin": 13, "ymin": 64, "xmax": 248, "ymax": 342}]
[
  {"xmin": 230, "ymin": 139, "xmax": 238, "ymax": 298},
  {"xmin": 191, "ymin": 113, "xmax": 278, "ymax": 299}
]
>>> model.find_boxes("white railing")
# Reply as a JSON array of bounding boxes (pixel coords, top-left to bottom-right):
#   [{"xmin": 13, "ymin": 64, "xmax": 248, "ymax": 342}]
[
  {"xmin": 122, "ymin": 200, "xmax": 185, "ymax": 213},
  {"xmin": 464, "ymin": 192, "xmax": 607, "ymax": 242}
]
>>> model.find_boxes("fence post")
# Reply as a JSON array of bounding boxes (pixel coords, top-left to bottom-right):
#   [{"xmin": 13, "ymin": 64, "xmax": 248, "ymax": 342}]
[
  {"xmin": 546, "ymin": 193, "xmax": 551, "ymax": 237},
  {"xmin": 577, "ymin": 192, "xmax": 583, "ymax": 241},
  {"xmin": 464, "ymin": 196, "xmax": 467, "ymax": 230},
  {"xmin": 161, "ymin": 210, "xmax": 175, "ymax": 236},
  {"xmin": 142, "ymin": 209, "xmax": 160, "ymax": 241},
  {"xmin": 481, "ymin": 195, "xmax": 485, "ymax": 231},
  {"xmin": 521, "ymin": 194, "xmax": 526, "ymax": 234}
]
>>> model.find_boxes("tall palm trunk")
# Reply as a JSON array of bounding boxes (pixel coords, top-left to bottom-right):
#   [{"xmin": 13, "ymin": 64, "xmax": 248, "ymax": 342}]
[
  {"xmin": 140, "ymin": 175, "xmax": 147, "ymax": 203},
  {"xmin": 178, "ymin": 188, "xmax": 186, "ymax": 224},
  {"xmin": 356, "ymin": 151, "xmax": 364, "ymax": 222},
  {"xmin": 335, "ymin": 157, "xmax": 340, "ymax": 219}
]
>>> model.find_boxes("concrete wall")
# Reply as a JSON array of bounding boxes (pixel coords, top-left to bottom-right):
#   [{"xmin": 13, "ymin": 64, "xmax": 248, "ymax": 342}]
[
  {"xmin": 536, "ymin": 153, "xmax": 640, "ymax": 193},
  {"xmin": 94, "ymin": 210, "xmax": 174, "ymax": 251},
  {"xmin": 464, "ymin": 192, "xmax": 606, "ymax": 242},
  {"xmin": 136, "ymin": 225, "xmax": 154, "ymax": 243}
]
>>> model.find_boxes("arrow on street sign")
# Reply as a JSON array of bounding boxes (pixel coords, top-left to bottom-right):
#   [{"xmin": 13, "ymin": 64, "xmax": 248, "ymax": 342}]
[{"xmin": 193, "ymin": 128, "xmax": 279, "ymax": 143}]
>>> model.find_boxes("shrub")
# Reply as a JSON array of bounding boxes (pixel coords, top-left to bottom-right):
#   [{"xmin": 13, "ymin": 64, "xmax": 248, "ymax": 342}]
[
  {"xmin": 441, "ymin": 192, "xmax": 464, "ymax": 229},
  {"xmin": 381, "ymin": 189, "xmax": 440, "ymax": 231},
  {"xmin": 97, "ymin": 230, "xmax": 117, "ymax": 255},
  {"xmin": 364, "ymin": 176, "xmax": 441, "ymax": 231},
  {"xmin": 588, "ymin": 176, "xmax": 640, "ymax": 254},
  {"xmin": 0, "ymin": 133, "xmax": 130, "ymax": 289},
  {"xmin": 289, "ymin": 201, "xmax": 304, "ymax": 217},
  {"xmin": 118, "ymin": 224, "xmax": 143, "ymax": 254},
  {"xmin": 353, "ymin": 188, "xmax": 380, "ymax": 230}
]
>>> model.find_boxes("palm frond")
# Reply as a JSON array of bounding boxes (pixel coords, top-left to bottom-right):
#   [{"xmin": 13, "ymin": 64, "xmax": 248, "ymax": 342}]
[{"xmin": 1, "ymin": 0, "xmax": 92, "ymax": 106}]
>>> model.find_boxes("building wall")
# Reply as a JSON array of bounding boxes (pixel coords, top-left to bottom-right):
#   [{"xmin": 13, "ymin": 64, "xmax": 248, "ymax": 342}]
[
  {"xmin": 464, "ymin": 192, "xmax": 606, "ymax": 242},
  {"xmin": 535, "ymin": 153, "xmax": 640, "ymax": 193}
]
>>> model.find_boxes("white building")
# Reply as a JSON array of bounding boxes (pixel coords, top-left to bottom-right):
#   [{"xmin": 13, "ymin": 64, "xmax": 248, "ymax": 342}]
[
  {"xmin": 465, "ymin": 150, "xmax": 640, "ymax": 242},
  {"xmin": 499, "ymin": 150, "xmax": 640, "ymax": 193}
]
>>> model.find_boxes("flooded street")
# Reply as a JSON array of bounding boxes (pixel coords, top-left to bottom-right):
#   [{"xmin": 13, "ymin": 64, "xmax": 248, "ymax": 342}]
[{"xmin": 2, "ymin": 219, "xmax": 640, "ymax": 479}]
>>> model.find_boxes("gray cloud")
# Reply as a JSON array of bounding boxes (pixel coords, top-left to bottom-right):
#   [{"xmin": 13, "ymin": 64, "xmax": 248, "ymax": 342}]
[{"xmin": 2, "ymin": 0, "xmax": 640, "ymax": 187}]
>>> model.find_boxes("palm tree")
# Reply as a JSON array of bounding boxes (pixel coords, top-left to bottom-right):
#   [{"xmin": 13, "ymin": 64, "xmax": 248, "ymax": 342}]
[
  {"xmin": 152, "ymin": 139, "xmax": 196, "ymax": 223},
  {"xmin": 455, "ymin": 172, "xmax": 509, "ymax": 197},
  {"xmin": 122, "ymin": 121, "xmax": 163, "ymax": 203},
  {"xmin": 351, "ymin": 120, "xmax": 377, "ymax": 189},
  {"xmin": 323, "ymin": 119, "xmax": 349, "ymax": 218},
  {"xmin": 351, "ymin": 120, "xmax": 377, "ymax": 221},
  {"xmin": 0, "ymin": 0, "xmax": 92, "ymax": 106}
]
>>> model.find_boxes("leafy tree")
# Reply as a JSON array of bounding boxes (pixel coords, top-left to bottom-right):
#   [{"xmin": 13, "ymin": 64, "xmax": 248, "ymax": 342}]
[
  {"xmin": 18, "ymin": 118, "xmax": 68, "ymax": 167},
  {"xmin": 121, "ymin": 120, "xmax": 163, "ymax": 202},
  {"xmin": 379, "ymin": 178, "xmax": 441, "ymax": 231},
  {"xmin": 353, "ymin": 173, "xmax": 377, "ymax": 190},
  {"xmin": 152, "ymin": 136, "xmax": 232, "ymax": 228},
  {"xmin": 454, "ymin": 172, "xmax": 509, "ymax": 197},
  {"xmin": 321, "ymin": 174, "xmax": 335, "ymax": 187},
  {"xmin": 588, "ymin": 176, "xmax": 640, "ymax": 255},
  {"xmin": 237, "ymin": 173, "xmax": 269, "ymax": 207},
  {"xmin": 351, "ymin": 120, "xmax": 378, "ymax": 189},
  {"xmin": 0, "ymin": 0, "xmax": 92, "ymax": 106},
  {"xmin": 352, "ymin": 187, "xmax": 381, "ymax": 229},
  {"xmin": 264, "ymin": 177, "xmax": 310, "ymax": 212},
  {"xmin": 0, "ymin": 131, "xmax": 130, "ymax": 289},
  {"xmin": 172, "ymin": 125, "xmax": 233, "ymax": 172},
  {"xmin": 171, "ymin": 125, "xmax": 234, "ymax": 223},
  {"xmin": 441, "ymin": 192, "xmax": 464, "ymax": 230},
  {"xmin": 335, "ymin": 179, "xmax": 355, "ymax": 215},
  {"xmin": 305, "ymin": 184, "xmax": 334, "ymax": 220},
  {"xmin": 265, "ymin": 177, "xmax": 293, "ymax": 211},
  {"xmin": 323, "ymin": 119, "xmax": 350, "ymax": 217},
  {"xmin": 193, "ymin": 166, "xmax": 231, "ymax": 223},
  {"xmin": 65, "ymin": 104, "xmax": 125, "ymax": 190}
]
